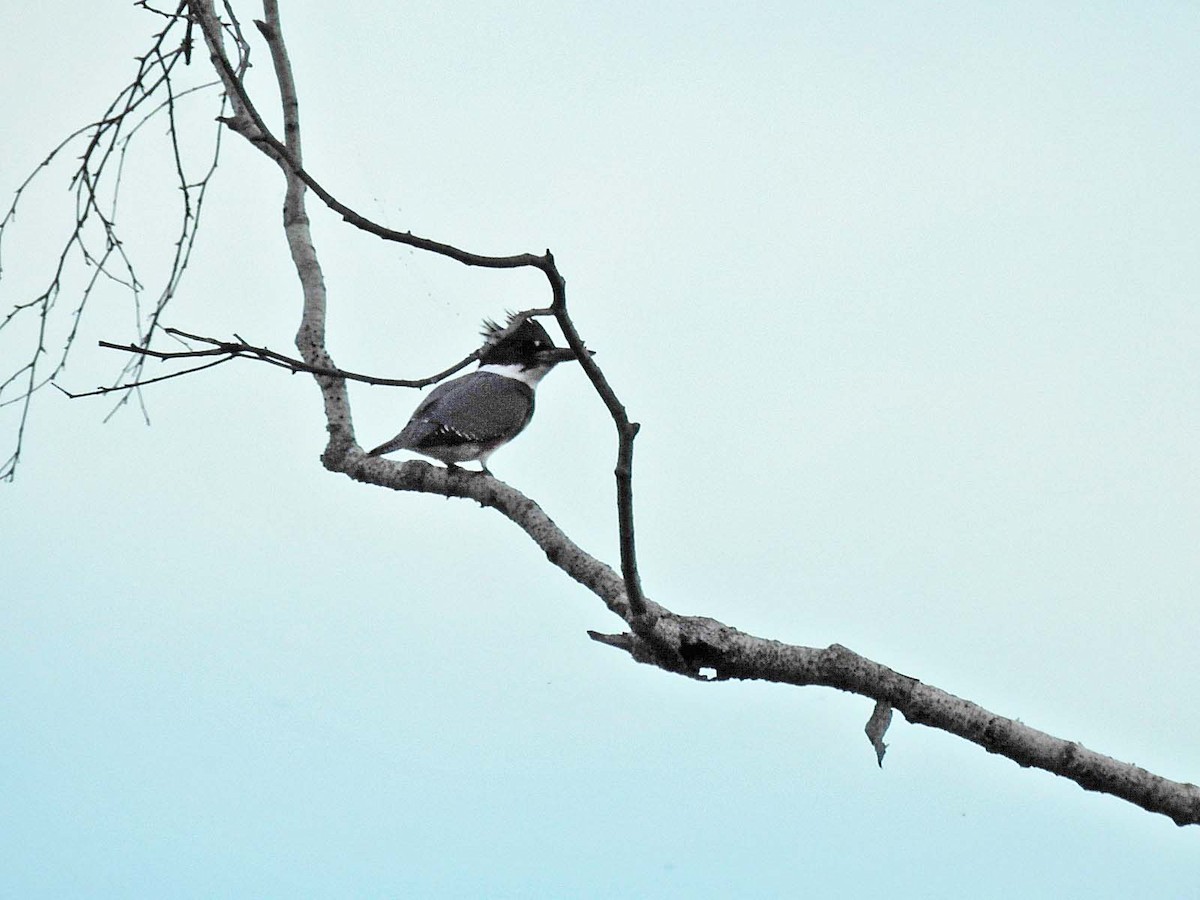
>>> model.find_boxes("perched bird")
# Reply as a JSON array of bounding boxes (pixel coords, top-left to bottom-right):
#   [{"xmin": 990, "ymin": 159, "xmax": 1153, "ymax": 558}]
[{"xmin": 367, "ymin": 316, "xmax": 586, "ymax": 473}]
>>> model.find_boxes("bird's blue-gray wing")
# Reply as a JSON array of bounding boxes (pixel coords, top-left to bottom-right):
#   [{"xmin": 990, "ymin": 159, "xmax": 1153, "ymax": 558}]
[{"xmin": 368, "ymin": 372, "xmax": 534, "ymax": 456}]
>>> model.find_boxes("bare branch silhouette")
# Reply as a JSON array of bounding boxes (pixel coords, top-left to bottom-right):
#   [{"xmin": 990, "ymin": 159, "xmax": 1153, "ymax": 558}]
[
  {"xmin": 55, "ymin": 327, "xmax": 480, "ymax": 398},
  {"xmin": 0, "ymin": 1, "xmax": 227, "ymax": 479},
  {"xmin": 189, "ymin": 0, "xmax": 652, "ymax": 619},
  {"xmin": 190, "ymin": 0, "xmax": 1200, "ymax": 825},
  {"xmin": 6, "ymin": 0, "xmax": 1196, "ymax": 827}
]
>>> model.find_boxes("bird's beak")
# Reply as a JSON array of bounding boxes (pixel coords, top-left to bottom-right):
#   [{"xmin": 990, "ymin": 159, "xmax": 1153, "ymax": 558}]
[{"xmin": 540, "ymin": 347, "xmax": 595, "ymax": 365}]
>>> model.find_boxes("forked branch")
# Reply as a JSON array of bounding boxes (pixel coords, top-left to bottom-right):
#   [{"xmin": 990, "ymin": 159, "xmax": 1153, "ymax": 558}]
[
  {"xmin": 187, "ymin": 0, "xmax": 651, "ymax": 618},
  {"xmin": 43, "ymin": 0, "xmax": 1200, "ymax": 826},
  {"xmin": 184, "ymin": 0, "xmax": 1200, "ymax": 826}
]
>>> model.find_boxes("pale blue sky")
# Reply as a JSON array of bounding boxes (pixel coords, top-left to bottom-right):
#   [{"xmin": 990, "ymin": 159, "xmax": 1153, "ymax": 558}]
[{"xmin": 2, "ymin": 2, "xmax": 1198, "ymax": 896}]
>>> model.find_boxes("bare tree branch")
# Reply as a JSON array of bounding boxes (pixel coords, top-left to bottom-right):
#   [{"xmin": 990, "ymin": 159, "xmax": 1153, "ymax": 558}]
[
  {"xmin": 55, "ymin": 355, "xmax": 236, "ymax": 398},
  {"xmin": 190, "ymin": 0, "xmax": 652, "ymax": 628},
  {"xmin": 0, "ymin": 1, "xmax": 226, "ymax": 479},
  {"xmin": 178, "ymin": 0, "xmax": 1200, "ymax": 827},
  {"xmin": 349, "ymin": 454, "xmax": 1200, "ymax": 827},
  {"xmin": 55, "ymin": 327, "xmax": 479, "ymax": 398},
  {"xmin": 12, "ymin": 1, "xmax": 1197, "ymax": 827}
]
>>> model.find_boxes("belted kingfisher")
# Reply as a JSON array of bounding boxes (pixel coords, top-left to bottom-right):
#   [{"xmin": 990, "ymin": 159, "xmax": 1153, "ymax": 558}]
[{"xmin": 367, "ymin": 315, "xmax": 586, "ymax": 473}]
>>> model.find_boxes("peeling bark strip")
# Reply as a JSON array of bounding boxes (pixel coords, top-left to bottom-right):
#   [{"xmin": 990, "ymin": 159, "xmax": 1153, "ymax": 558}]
[
  {"xmin": 865, "ymin": 700, "xmax": 892, "ymax": 767},
  {"xmin": 179, "ymin": 0, "xmax": 1200, "ymax": 825}
]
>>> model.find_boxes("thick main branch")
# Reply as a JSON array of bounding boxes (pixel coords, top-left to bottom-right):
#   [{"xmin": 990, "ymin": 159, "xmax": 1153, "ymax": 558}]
[{"xmin": 188, "ymin": 0, "xmax": 1200, "ymax": 827}]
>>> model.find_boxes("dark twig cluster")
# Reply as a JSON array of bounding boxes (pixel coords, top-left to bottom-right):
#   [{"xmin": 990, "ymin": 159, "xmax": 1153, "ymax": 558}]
[{"xmin": 0, "ymin": 1, "xmax": 229, "ymax": 480}]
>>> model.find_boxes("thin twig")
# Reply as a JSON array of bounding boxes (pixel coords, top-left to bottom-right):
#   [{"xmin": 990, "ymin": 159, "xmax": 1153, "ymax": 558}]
[
  {"xmin": 190, "ymin": 1, "xmax": 547, "ymax": 274},
  {"xmin": 65, "ymin": 327, "xmax": 477, "ymax": 392},
  {"xmin": 0, "ymin": 0, "xmax": 223, "ymax": 479},
  {"xmin": 55, "ymin": 355, "xmax": 235, "ymax": 398}
]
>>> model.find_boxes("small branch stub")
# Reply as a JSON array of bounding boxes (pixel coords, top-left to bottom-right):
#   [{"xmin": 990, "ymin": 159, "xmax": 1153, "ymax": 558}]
[{"xmin": 866, "ymin": 700, "xmax": 893, "ymax": 767}]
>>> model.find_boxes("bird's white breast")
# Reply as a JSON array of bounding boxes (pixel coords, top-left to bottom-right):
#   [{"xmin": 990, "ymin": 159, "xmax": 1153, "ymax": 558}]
[{"xmin": 477, "ymin": 362, "xmax": 552, "ymax": 388}]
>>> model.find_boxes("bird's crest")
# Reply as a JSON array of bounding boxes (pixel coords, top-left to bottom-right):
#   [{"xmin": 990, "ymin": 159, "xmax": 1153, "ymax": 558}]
[
  {"xmin": 480, "ymin": 311, "xmax": 527, "ymax": 347},
  {"xmin": 479, "ymin": 311, "xmax": 556, "ymax": 354}
]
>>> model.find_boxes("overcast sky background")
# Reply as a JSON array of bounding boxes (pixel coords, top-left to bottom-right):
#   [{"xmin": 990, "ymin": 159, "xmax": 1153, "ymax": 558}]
[{"xmin": 2, "ymin": 2, "xmax": 1198, "ymax": 897}]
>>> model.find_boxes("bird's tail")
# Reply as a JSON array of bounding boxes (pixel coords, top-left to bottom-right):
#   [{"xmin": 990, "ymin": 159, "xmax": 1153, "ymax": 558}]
[
  {"xmin": 367, "ymin": 419, "xmax": 438, "ymax": 457},
  {"xmin": 367, "ymin": 435, "xmax": 407, "ymax": 456}
]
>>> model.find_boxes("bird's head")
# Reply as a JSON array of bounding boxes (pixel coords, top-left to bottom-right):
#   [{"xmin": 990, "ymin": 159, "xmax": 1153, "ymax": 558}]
[{"xmin": 479, "ymin": 314, "xmax": 586, "ymax": 374}]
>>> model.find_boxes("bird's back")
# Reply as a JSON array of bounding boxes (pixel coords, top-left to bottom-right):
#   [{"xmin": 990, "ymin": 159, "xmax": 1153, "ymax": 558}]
[{"xmin": 369, "ymin": 371, "xmax": 535, "ymax": 459}]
